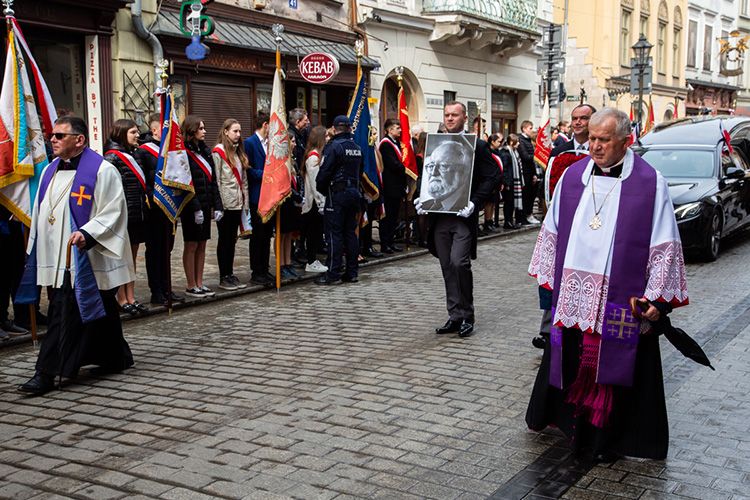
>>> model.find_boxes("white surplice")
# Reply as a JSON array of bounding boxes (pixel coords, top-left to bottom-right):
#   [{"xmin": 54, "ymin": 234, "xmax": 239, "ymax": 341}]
[
  {"xmin": 528, "ymin": 149, "xmax": 688, "ymax": 334},
  {"xmin": 27, "ymin": 160, "xmax": 135, "ymax": 290}
]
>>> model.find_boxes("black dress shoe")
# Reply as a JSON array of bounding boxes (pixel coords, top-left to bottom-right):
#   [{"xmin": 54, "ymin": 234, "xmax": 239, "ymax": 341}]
[
  {"xmin": 342, "ymin": 275, "xmax": 359, "ymax": 283},
  {"xmin": 532, "ymin": 336, "xmax": 547, "ymax": 349},
  {"xmin": 503, "ymin": 222, "xmax": 520, "ymax": 230},
  {"xmin": 390, "ymin": 245, "xmax": 403, "ymax": 252},
  {"xmin": 315, "ymin": 275, "xmax": 342, "ymax": 286},
  {"xmin": 150, "ymin": 293, "xmax": 166, "ymax": 305},
  {"xmin": 18, "ymin": 372, "xmax": 55, "ymax": 396},
  {"xmin": 458, "ymin": 320, "xmax": 474, "ymax": 338},
  {"xmin": 381, "ymin": 246, "xmax": 394, "ymax": 254},
  {"xmin": 1, "ymin": 321, "xmax": 28, "ymax": 335},
  {"xmin": 435, "ymin": 319, "xmax": 461, "ymax": 334},
  {"xmin": 364, "ymin": 248, "xmax": 383, "ymax": 258},
  {"xmin": 593, "ymin": 451, "xmax": 619, "ymax": 464},
  {"xmin": 167, "ymin": 292, "xmax": 185, "ymax": 303},
  {"xmin": 250, "ymin": 274, "xmax": 272, "ymax": 285}
]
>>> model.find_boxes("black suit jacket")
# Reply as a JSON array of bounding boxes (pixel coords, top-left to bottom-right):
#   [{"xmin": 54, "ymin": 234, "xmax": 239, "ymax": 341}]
[
  {"xmin": 550, "ymin": 138, "xmax": 575, "ymax": 157},
  {"xmin": 517, "ymin": 134, "xmax": 536, "ymax": 178},
  {"xmin": 379, "ymin": 137, "xmax": 407, "ymax": 199}
]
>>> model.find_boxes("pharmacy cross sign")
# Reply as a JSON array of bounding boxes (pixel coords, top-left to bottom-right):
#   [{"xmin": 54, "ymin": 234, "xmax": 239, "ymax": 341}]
[{"xmin": 299, "ymin": 53, "xmax": 340, "ymax": 84}]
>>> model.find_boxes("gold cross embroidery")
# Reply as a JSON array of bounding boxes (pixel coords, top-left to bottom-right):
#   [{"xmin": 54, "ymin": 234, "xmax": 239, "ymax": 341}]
[
  {"xmin": 607, "ymin": 309, "xmax": 638, "ymax": 340},
  {"xmin": 71, "ymin": 186, "xmax": 92, "ymax": 206}
]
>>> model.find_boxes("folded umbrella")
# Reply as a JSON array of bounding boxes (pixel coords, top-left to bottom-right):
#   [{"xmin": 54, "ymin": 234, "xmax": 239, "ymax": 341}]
[{"xmin": 53, "ymin": 241, "xmax": 80, "ymax": 388}]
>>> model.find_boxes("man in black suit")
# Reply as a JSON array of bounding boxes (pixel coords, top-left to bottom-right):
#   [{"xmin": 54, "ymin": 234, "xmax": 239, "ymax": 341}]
[
  {"xmin": 517, "ymin": 120, "xmax": 539, "ymax": 224},
  {"xmin": 415, "ymin": 101, "xmax": 501, "ymax": 338},
  {"xmin": 378, "ymin": 118, "xmax": 407, "ymax": 254}
]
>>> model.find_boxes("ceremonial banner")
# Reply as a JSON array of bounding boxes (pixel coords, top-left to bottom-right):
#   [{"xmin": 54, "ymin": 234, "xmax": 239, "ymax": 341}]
[
  {"xmin": 153, "ymin": 91, "xmax": 194, "ymax": 224},
  {"xmin": 0, "ymin": 21, "xmax": 54, "ymax": 226},
  {"xmin": 534, "ymin": 95, "xmax": 551, "ymax": 170},
  {"xmin": 348, "ymin": 72, "xmax": 381, "ymax": 201},
  {"xmin": 258, "ymin": 67, "xmax": 292, "ymax": 223},
  {"xmin": 642, "ymin": 95, "xmax": 655, "ymax": 136},
  {"xmin": 398, "ymin": 86, "xmax": 418, "ymax": 180}
]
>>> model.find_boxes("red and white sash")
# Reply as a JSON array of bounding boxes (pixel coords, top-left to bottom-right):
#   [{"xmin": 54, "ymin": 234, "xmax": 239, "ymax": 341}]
[
  {"xmin": 186, "ymin": 149, "xmax": 213, "ymax": 181},
  {"xmin": 212, "ymin": 145, "xmax": 252, "ymax": 236},
  {"xmin": 491, "ymin": 152, "xmax": 504, "ymax": 174},
  {"xmin": 378, "ymin": 137, "xmax": 402, "ymax": 161},
  {"xmin": 139, "ymin": 142, "xmax": 159, "ymax": 158},
  {"xmin": 106, "ymin": 149, "xmax": 147, "ymax": 191}
]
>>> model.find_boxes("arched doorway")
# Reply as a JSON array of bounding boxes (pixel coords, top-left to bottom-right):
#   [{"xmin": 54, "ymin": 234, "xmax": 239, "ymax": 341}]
[{"xmin": 379, "ymin": 67, "xmax": 423, "ymax": 136}]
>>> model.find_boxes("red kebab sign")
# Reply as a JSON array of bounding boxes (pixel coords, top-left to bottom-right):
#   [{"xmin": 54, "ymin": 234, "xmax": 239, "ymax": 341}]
[{"xmin": 299, "ymin": 52, "xmax": 340, "ymax": 84}]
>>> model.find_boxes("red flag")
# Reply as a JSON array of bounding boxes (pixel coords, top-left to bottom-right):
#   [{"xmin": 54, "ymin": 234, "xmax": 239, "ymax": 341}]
[
  {"xmin": 642, "ymin": 96, "xmax": 655, "ymax": 135},
  {"xmin": 397, "ymin": 86, "xmax": 418, "ymax": 180},
  {"xmin": 721, "ymin": 121, "xmax": 734, "ymax": 155},
  {"xmin": 258, "ymin": 68, "xmax": 292, "ymax": 223},
  {"xmin": 534, "ymin": 95, "xmax": 551, "ymax": 170}
]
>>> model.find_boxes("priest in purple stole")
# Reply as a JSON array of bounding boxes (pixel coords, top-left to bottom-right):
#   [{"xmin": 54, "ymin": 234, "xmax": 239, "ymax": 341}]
[
  {"xmin": 16, "ymin": 116, "xmax": 135, "ymax": 396},
  {"xmin": 526, "ymin": 108, "xmax": 688, "ymax": 461}
]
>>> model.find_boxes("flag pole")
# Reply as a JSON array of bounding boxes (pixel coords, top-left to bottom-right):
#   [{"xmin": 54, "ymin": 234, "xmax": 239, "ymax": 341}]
[
  {"xmin": 157, "ymin": 60, "xmax": 174, "ymax": 314},
  {"xmin": 273, "ymin": 24, "xmax": 283, "ymax": 292},
  {"xmin": 4, "ymin": 0, "xmax": 36, "ymax": 346}
]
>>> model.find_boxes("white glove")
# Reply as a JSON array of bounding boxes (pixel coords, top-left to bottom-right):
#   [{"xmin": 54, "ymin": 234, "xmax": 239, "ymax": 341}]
[
  {"xmin": 194, "ymin": 210, "xmax": 204, "ymax": 225},
  {"xmin": 414, "ymin": 197, "xmax": 427, "ymax": 216},
  {"xmin": 456, "ymin": 201, "xmax": 475, "ymax": 218},
  {"xmin": 214, "ymin": 210, "xmax": 224, "ymax": 222},
  {"xmin": 318, "ymin": 205, "xmax": 325, "ymax": 215}
]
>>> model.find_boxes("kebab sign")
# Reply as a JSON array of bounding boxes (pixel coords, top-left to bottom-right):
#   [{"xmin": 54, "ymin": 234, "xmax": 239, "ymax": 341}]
[{"xmin": 299, "ymin": 52, "xmax": 340, "ymax": 84}]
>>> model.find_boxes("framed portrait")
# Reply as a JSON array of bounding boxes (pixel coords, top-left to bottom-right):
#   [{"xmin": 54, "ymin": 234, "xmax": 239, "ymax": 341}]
[{"xmin": 420, "ymin": 133, "xmax": 477, "ymax": 214}]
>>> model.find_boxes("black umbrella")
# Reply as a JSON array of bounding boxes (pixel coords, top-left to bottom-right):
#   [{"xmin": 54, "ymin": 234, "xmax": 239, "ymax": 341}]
[
  {"xmin": 52, "ymin": 241, "xmax": 80, "ymax": 388},
  {"xmin": 660, "ymin": 316, "xmax": 715, "ymax": 370}
]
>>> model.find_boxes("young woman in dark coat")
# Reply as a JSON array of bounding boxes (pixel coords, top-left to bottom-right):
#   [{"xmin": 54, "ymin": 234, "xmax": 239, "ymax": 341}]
[
  {"xmin": 104, "ymin": 118, "xmax": 150, "ymax": 315},
  {"xmin": 180, "ymin": 115, "xmax": 223, "ymax": 298}
]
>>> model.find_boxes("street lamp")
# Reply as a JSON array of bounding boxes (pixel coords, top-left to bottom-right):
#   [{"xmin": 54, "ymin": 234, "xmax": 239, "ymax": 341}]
[{"xmin": 632, "ymin": 34, "xmax": 653, "ymax": 127}]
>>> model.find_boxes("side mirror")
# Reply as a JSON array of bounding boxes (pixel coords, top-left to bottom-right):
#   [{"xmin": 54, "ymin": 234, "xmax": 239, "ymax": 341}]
[{"xmin": 724, "ymin": 166, "xmax": 746, "ymax": 179}]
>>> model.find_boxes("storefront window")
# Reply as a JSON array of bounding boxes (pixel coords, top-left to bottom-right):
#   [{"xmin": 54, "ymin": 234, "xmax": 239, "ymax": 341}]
[
  {"xmin": 32, "ymin": 40, "xmax": 86, "ymax": 119},
  {"xmin": 256, "ymin": 83, "xmax": 272, "ymax": 117}
]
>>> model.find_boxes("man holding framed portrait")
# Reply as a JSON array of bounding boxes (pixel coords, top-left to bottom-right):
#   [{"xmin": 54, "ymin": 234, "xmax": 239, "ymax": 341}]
[{"xmin": 415, "ymin": 101, "xmax": 502, "ymax": 337}]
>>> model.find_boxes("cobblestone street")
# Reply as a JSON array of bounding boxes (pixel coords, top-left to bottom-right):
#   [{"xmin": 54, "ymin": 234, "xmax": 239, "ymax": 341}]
[{"xmin": 1, "ymin": 229, "xmax": 750, "ymax": 499}]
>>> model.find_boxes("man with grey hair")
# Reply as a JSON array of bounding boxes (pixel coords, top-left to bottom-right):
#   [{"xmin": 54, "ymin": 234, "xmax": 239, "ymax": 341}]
[
  {"xmin": 526, "ymin": 107, "xmax": 688, "ymax": 461},
  {"xmin": 288, "ymin": 107, "xmax": 310, "ymax": 170}
]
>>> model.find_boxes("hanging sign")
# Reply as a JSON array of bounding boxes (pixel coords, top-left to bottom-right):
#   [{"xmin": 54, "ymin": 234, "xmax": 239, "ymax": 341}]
[
  {"xmin": 299, "ymin": 52, "xmax": 340, "ymax": 84},
  {"xmin": 85, "ymin": 35, "xmax": 103, "ymax": 153}
]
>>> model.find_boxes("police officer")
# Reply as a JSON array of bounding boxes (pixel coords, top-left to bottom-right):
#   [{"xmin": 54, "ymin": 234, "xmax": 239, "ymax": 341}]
[{"xmin": 315, "ymin": 115, "xmax": 363, "ymax": 285}]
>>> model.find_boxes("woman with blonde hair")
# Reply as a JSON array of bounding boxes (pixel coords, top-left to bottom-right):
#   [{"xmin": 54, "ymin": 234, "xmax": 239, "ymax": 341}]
[{"xmin": 213, "ymin": 118, "xmax": 250, "ymax": 290}]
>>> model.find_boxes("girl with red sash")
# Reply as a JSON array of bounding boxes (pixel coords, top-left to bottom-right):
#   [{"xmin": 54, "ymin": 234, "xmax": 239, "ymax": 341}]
[
  {"xmin": 300, "ymin": 125, "xmax": 328, "ymax": 273},
  {"xmin": 213, "ymin": 119, "xmax": 250, "ymax": 290},
  {"xmin": 104, "ymin": 119, "xmax": 149, "ymax": 315},
  {"xmin": 181, "ymin": 115, "xmax": 223, "ymax": 298}
]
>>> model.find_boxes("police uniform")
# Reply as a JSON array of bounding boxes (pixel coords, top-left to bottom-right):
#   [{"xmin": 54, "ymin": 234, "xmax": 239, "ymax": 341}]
[{"xmin": 315, "ymin": 116, "xmax": 363, "ymax": 284}]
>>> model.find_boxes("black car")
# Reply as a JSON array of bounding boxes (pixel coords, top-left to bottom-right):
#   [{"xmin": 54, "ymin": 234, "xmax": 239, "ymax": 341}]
[{"xmin": 635, "ymin": 117, "xmax": 750, "ymax": 261}]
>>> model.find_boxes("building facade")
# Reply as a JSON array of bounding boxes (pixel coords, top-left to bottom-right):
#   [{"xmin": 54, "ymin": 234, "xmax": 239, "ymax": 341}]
[
  {"xmin": 358, "ymin": 0, "xmax": 552, "ymax": 136},
  {"xmin": 554, "ymin": 0, "xmax": 688, "ymax": 125}
]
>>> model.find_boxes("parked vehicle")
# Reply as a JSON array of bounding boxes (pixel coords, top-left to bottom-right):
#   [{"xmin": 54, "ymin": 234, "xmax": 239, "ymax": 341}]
[{"xmin": 635, "ymin": 117, "xmax": 750, "ymax": 261}]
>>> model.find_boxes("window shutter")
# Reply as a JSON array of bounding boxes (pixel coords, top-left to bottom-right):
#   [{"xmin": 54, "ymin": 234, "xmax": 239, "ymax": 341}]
[{"xmin": 189, "ymin": 82, "xmax": 253, "ymax": 143}]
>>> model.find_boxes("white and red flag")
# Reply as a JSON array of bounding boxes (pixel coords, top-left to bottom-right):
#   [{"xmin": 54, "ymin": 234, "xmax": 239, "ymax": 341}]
[
  {"xmin": 534, "ymin": 94, "xmax": 552, "ymax": 171},
  {"xmin": 258, "ymin": 67, "xmax": 292, "ymax": 223},
  {"xmin": 397, "ymin": 86, "xmax": 418, "ymax": 180}
]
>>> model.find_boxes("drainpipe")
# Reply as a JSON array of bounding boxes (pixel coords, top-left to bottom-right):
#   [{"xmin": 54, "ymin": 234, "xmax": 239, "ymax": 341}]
[{"xmin": 131, "ymin": 0, "xmax": 164, "ymax": 109}]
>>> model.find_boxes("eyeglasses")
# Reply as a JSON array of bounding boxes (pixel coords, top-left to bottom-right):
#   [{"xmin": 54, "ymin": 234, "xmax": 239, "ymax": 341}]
[
  {"xmin": 51, "ymin": 132, "xmax": 81, "ymax": 140},
  {"xmin": 425, "ymin": 161, "xmax": 455, "ymax": 175}
]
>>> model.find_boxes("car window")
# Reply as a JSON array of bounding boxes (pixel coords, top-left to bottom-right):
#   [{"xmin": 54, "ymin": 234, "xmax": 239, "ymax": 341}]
[{"xmin": 640, "ymin": 149, "xmax": 715, "ymax": 178}]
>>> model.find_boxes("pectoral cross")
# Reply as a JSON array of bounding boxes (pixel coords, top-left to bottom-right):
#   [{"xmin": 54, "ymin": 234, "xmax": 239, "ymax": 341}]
[{"xmin": 71, "ymin": 186, "xmax": 92, "ymax": 206}]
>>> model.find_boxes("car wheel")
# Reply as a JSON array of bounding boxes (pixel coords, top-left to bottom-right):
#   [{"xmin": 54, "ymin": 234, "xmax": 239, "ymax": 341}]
[{"xmin": 700, "ymin": 209, "xmax": 722, "ymax": 262}]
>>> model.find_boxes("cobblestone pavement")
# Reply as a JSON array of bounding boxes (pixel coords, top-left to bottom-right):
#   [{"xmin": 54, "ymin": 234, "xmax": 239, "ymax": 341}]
[{"xmin": 1, "ymin": 230, "xmax": 750, "ymax": 499}]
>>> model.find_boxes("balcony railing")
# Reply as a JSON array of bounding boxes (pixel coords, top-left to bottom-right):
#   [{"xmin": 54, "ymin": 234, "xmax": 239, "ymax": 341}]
[{"xmin": 422, "ymin": 0, "xmax": 538, "ymax": 32}]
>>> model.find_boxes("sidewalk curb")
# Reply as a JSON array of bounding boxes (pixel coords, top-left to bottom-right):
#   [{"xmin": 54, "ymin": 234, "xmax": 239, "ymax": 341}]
[{"xmin": 1, "ymin": 224, "xmax": 538, "ymax": 349}]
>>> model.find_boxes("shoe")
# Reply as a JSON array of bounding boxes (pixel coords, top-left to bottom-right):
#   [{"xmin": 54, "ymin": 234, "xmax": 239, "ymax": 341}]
[
  {"xmin": 483, "ymin": 222, "xmax": 494, "ymax": 232},
  {"xmin": 435, "ymin": 319, "xmax": 461, "ymax": 334},
  {"xmin": 251, "ymin": 274, "xmax": 272, "ymax": 286},
  {"xmin": 280, "ymin": 267, "xmax": 295, "ymax": 280},
  {"xmin": 532, "ymin": 336, "xmax": 547, "ymax": 349},
  {"xmin": 390, "ymin": 245, "xmax": 403, "ymax": 252},
  {"xmin": 18, "ymin": 372, "xmax": 55, "ymax": 396},
  {"xmin": 381, "ymin": 246, "xmax": 394, "ymax": 254},
  {"xmin": 458, "ymin": 320, "xmax": 474, "ymax": 338},
  {"xmin": 315, "ymin": 275, "xmax": 342, "ymax": 286},
  {"xmin": 168, "ymin": 292, "xmax": 185, "ymax": 303},
  {"xmin": 358, "ymin": 255, "xmax": 368, "ymax": 264},
  {"xmin": 504, "ymin": 222, "xmax": 520, "ymax": 230},
  {"xmin": 133, "ymin": 301, "xmax": 148, "ymax": 313},
  {"xmin": 200, "ymin": 285, "xmax": 216, "ymax": 297},
  {"xmin": 230, "ymin": 275, "xmax": 247, "ymax": 289},
  {"xmin": 527, "ymin": 215, "xmax": 541, "ymax": 224},
  {"xmin": 287, "ymin": 266, "xmax": 300, "ymax": 278},
  {"xmin": 593, "ymin": 451, "xmax": 619, "ymax": 464},
  {"xmin": 185, "ymin": 287, "xmax": 205, "ymax": 298},
  {"xmin": 121, "ymin": 303, "xmax": 138, "ymax": 316},
  {"xmin": 477, "ymin": 227, "xmax": 488, "ymax": 237},
  {"xmin": 342, "ymin": 275, "xmax": 359, "ymax": 283},
  {"xmin": 305, "ymin": 260, "xmax": 328, "ymax": 273},
  {"xmin": 0, "ymin": 328, "xmax": 9, "ymax": 341},
  {"xmin": 150, "ymin": 293, "xmax": 166, "ymax": 305},
  {"xmin": 1, "ymin": 320, "xmax": 28, "ymax": 335},
  {"xmin": 219, "ymin": 276, "xmax": 239, "ymax": 291},
  {"xmin": 364, "ymin": 248, "xmax": 383, "ymax": 258}
]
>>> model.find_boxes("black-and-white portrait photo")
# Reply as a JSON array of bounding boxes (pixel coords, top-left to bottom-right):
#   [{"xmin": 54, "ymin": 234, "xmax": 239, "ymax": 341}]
[{"xmin": 419, "ymin": 133, "xmax": 476, "ymax": 213}]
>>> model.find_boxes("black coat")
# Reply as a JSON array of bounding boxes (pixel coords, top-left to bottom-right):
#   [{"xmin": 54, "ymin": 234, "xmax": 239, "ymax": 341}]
[
  {"xmin": 517, "ymin": 134, "xmax": 536, "ymax": 178},
  {"xmin": 379, "ymin": 136, "xmax": 407, "ymax": 199},
  {"xmin": 134, "ymin": 138, "xmax": 160, "ymax": 191},
  {"xmin": 186, "ymin": 141, "xmax": 223, "ymax": 213},
  {"xmin": 497, "ymin": 148, "xmax": 515, "ymax": 187},
  {"xmin": 427, "ymin": 138, "xmax": 502, "ymax": 260},
  {"xmin": 550, "ymin": 138, "xmax": 576, "ymax": 157},
  {"xmin": 104, "ymin": 141, "xmax": 149, "ymax": 225}
]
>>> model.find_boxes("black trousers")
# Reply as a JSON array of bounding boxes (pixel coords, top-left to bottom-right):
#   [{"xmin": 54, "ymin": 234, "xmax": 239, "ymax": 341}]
[
  {"xmin": 145, "ymin": 207, "xmax": 175, "ymax": 298},
  {"xmin": 249, "ymin": 204, "xmax": 273, "ymax": 277},
  {"xmin": 302, "ymin": 206, "xmax": 324, "ymax": 264},
  {"xmin": 325, "ymin": 189, "xmax": 360, "ymax": 280},
  {"xmin": 433, "ymin": 215, "xmax": 474, "ymax": 322},
  {"xmin": 0, "ymin": 219, "xmax": 25, "ymax": 323},
  {"xmin": 360, "ymin": 202, "xmax": 378, "ymax": 252},
  {"xmin": 36, "ymin": 288, "xmax": 133, "ymax": 378},
  {"xmin": 501, "ymin": 189, "xmax": 523, "ymax": 225},
  {"xmin": 522, "ymin": 174, "xmax": 536, "ymax": 216},
  {"xmin": 380, "ymin": 196, "xmax": 402, "ymax": 249},
  {"xmin": 216, "ymin": 209, "xmax": 241, "ymax": 277}
]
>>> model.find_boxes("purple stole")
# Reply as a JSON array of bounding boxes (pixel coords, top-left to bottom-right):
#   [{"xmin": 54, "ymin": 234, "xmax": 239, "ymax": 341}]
[
  {"xmin": 16, "ymin": 148, "xmax": 107, "ymax": 323},
  {"xmin": 549, "ymin": 154, "xmax": 656, "ymax": 388}
]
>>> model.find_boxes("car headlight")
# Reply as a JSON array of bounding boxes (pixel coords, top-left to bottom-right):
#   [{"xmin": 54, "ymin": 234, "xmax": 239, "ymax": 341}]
[{"xmin": 674, "ymin": 202, "xmax": 702, "ymax": 220}]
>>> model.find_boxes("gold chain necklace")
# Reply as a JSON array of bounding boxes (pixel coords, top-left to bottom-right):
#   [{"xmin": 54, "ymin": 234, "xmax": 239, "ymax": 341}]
[
  {"xmin": 588, "ymin": 171, "xmax": 621, "ymax": 230},
  {"xmin": 46, "ymin": 172, "xmax": 76, "ymax": 225}
]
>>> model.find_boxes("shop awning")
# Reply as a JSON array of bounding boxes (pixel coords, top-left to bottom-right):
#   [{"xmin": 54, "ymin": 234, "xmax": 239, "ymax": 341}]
[{"xmin": 153, "ymin": 11, "xmax": 379, "ymax": 69}]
